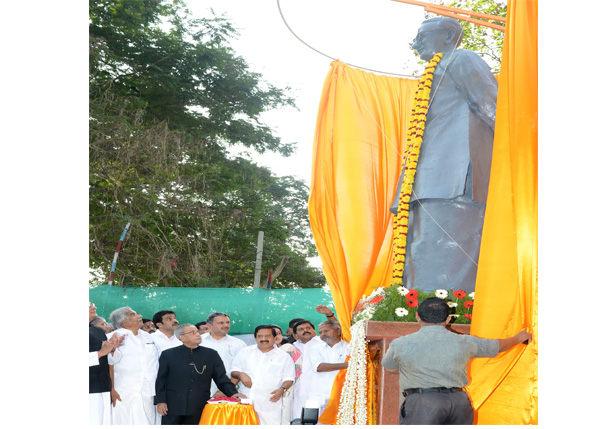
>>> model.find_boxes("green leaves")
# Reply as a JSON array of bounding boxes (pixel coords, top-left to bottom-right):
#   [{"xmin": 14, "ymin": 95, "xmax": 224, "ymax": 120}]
[
  {"xmin": 429, "ymin": 0, "xmax": 507, "ymax": 72},
  {"xmin": 89, "ymin": 0, "xmax": 324, "ymax": 288}
]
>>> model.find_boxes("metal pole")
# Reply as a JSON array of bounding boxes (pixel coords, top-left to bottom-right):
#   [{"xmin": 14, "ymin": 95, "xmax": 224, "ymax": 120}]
[
  {"xmin": 253, "ymin": 231, "xmax": 264, "ymax": 288},
  {"xmin": 108, "ymin": 222, "xmax": 131, "ymax": 286}
]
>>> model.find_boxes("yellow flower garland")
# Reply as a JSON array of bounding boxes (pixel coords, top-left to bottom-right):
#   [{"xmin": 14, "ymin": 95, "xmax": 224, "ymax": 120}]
[{"xmin": 392, "ymin": 52, "xmax": 444, "ymax": 285}]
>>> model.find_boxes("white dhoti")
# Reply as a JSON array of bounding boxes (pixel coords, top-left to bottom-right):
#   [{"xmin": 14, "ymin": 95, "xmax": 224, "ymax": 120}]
[
  {"xmin": 89, "ymin": 392, "xmax": 111, "ymax": 425},
  {"xmin": 111, "ymin": 390, "xmax": 158, "ymax": 425},
  {"xmin": 281, "ymin": 389, "xmax": 294, "ymax": 424},
  {"xmin": 251, "ymin": 386, "xmax": 285, "ymax": 425}
]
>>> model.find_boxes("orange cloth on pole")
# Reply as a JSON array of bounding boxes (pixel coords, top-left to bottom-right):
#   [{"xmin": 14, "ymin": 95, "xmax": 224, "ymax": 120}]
[
  {"xmin": 466, "ymin": 0, "xmax": 538, "ymax": 425},
  {"xmin": 198, "ymin": 403, "xmax": 259, "ymax": 425},
  {"xmin": 308, "ymin": 62, "xmax": 418, "ymax": 339}
]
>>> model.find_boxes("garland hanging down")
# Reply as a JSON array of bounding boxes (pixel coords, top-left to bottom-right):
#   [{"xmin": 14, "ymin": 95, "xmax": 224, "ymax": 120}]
[
  {"xmin": 392, "ymin": 52, "xmax": 444, "ymax": 285},
  {"xmin": 336, "ymin": 319, "xmax": 369, "ymax": 425}
]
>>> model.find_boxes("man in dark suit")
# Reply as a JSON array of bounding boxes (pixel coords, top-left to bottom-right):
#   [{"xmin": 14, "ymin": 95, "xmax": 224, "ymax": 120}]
[
  {"xmin": 155, "ymin": 323, "xmax": 246, "ymax": 425},
  {"xmin": 89, "ymin": 302, "xmax": 124, "ymax": 424}
]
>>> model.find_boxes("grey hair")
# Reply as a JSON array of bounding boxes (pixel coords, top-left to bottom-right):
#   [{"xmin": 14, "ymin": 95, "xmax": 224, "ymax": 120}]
[
  {"xmin": 422, "ymin": 16, "xmax": 464, "ymax": 45},
  {"xmin": 174, "ymin": 323, "xmax": 193, "ymax": 340},
  {"xmin": 109, "ymin": 306, "xmax": 133, "ymax": 329},
  {"xmin": 206, "ymin": 312, "xmax": 230, "ymax": 325},
  {"xmin": 319, "ymin": 320, "xmax": 342, "ymax": 331}
]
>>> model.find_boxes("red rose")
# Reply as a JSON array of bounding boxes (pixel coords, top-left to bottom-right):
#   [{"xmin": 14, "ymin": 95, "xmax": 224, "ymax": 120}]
[
  {"xmin": 463, "ymin": 301, "xmax": 474, "ymax": 308},
  {"xmin": 453, "ymin": 290, "xmax": 466, "ymax": 299},
  {"xmin": 464, "ymin": 314, "xmax": 472, "ymax": 320},
  {"xmin": 407, "ymin": 289, "xmax": 418, "ymax": 299},
  {"xmin": 406, "ymin": 298, "xmax": 419, "ymax": 307},
  {"xmin": 354, "ymin": 302, "xmax": 365, "ymax": 312}
]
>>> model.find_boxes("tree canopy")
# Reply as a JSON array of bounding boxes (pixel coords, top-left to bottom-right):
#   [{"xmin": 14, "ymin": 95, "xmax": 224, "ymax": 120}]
[
  {"xmin": 430, "ymin": 0, "xmax": 507, "ymax": 72},
  {"xmin": 89, "ymin": 0, "xmax": 325, "ymax": 288}
]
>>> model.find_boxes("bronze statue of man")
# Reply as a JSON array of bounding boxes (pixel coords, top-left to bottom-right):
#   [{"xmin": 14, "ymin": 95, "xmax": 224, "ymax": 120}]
[{"xmin": 390, "ymin": 17, "xmax": 498, "ymax": 293}]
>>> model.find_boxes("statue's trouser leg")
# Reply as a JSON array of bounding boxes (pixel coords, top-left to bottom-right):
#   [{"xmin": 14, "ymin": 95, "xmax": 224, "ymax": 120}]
[{"xmin": 404, "ymin": 196, "xmax": 485, "ymax": 293}]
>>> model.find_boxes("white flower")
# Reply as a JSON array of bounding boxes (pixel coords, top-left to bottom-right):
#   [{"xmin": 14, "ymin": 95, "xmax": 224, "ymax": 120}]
[
  {"xmin": 368, "ymin": 287, "xmax": 386, "ymax": 298},
  {"xmin": 338, "ymin": 320, "xmax": 369, "ymax": 425},
  {"xmin": 468, "ymin": 292, "xmax": 475, "ymax": 299},
  {"xmin": 397, "ymin": 286, "xmax": 409, "ymax": 296},
  {"xmin": 450, "ymin": 314, "xmax": 459, "ymax": 318},
  {"xmin": 447, "ymin": 302, "xmax": 458, "ymax": 308},
  {"xmin": 395, "ymin": 307, "xmax": 409, "ymax": 317},
  {"xmin": 435, "ymin": 289, "xmax": 449, "ymax": 299}
]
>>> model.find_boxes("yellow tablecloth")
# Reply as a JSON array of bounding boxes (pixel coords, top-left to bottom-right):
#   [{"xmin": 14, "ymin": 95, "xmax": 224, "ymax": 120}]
[{"xmin": 199, "ymin": 402, "xmax": 259, "ymax": 425}]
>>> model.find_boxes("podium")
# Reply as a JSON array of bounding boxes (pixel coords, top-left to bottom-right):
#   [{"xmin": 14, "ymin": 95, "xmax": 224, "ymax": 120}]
[{"xmin": 365, "ymin": 321, "xmax": 471, "ymax": 425}]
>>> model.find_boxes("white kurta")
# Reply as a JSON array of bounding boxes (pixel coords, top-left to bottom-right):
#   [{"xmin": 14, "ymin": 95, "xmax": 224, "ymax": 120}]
[
  {"xmin": 309, "ymin": 339, "xmax": 351, "ymax": 414},
  {"xmin": 200, "ymin": 332, "xmax": 246, "ymax": 395},
  {"xmin": 150, "ymin": 329, "xmax": 182, "ymax": 355},
  {"xmin": 231, "ymin": 345, "xmax": 295, "ymax": 425},
  {"xmin": 291, "ymin": 336, "xmax": 324, "ymax": 420},
  {"xmin": 108, "ymin": 329, "xmax": 160, "ymax": 425}
]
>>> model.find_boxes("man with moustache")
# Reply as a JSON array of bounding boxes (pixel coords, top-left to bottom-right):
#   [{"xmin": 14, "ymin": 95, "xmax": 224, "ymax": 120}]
[
  {"xmin": 141, "ymin": 318, "xmax": 157, "ymax": 334},
  {"xmin": 291, "ymin": 319, "xmax": 324, "ymax": 421},
  {"xmin": 151, "ymin": 310, "xmax": 182, "ymax": 354},
  {"xmin": 309, "ymin": 320, "xmax": 350, "ymax": 417},
  {"xmin": 201, "ymin": 312, "xmax": 246, "ymax": 397},
  {"xmin": 155, "ymin": 324, "xmax": 246, "ymax": 425},
  {"xmin": 231, "ymin": 325, "xmax": 295, "ymax": 425},
  {"xmin": 108, "ymin": 306, "xmax": 161, "ymax": 425}
]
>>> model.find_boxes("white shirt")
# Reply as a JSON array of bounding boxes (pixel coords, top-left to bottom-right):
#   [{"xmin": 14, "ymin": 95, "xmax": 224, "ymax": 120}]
[
  {"xmin": 309, "ymin": 339, "xmax": 351, "ymax": 401},
  {"xmin": 291, "ymin": 336, "xmax": 324, "ymax": 419},
  {"xmin": 231, "ymin": 344, "xmax": 295, "ymax": 425},
  {"xmin": 108, "ymin": 328, "xmax": 160, "ymax": 397},
  {"xmin": 231, "ymin": 345, "xmax": 295, "ymax": 397},
  {"xmin": 150, "ymin": 329, "xmax": 182, "ymax": 355},
  {"xmin": 200, "ymin": 332, "xmax": 246, "ymax": 395}
]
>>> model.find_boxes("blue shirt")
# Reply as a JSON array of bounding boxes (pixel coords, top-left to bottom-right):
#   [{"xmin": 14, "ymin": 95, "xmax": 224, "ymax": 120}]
[{"xmin": 381, "ymin": 325, "xmax": 499, "ymax": 389}]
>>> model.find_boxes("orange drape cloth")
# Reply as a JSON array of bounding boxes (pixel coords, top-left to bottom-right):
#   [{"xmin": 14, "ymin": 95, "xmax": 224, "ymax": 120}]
[
  {"xmin": 318, "ymin": 352, "xmax": 377, "ymax": 425},
  {"xmin": 308, "ymin": 63, "xmax": 418, "ymax": 339},
  {"xmin": 198, "ymin": 403, "xmax": 259, "ymax": 425},
  {"xmin": 466, "ymin": 0, "xmax": 538, "ymax": 425},
  {"xmin": 308, "ymin": 1, "xmax": 537, "ymax": 424}
]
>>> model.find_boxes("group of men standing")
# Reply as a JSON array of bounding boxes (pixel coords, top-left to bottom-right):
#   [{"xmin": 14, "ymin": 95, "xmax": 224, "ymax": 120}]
[{"xmin": 89, "ymin": 303, "xmax": 350, "ymax": 425}]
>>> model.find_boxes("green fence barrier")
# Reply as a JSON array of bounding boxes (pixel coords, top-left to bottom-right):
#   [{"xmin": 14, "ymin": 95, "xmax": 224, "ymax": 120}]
[{"xmin": 89, "ymin": 285, "xmax": 335, "ymax": 335}]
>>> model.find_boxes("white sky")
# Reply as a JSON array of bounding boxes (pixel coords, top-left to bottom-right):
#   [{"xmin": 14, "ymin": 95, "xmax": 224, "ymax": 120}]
[{"xmin": 187, "ymin": 0, "xmax": 427, "ymax": 184}]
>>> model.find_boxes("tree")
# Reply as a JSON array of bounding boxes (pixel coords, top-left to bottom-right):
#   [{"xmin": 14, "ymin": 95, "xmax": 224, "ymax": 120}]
[
  {"xmin": 430, "ymin": 0, "xmax": 507, "ymax": 72},
  {"xmin": 89, "ymin": 0, "xmax": 325, "ymax": 288}
]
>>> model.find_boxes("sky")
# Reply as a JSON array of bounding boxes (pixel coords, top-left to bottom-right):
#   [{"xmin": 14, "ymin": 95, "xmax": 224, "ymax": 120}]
[
  {"xmin": 186, "ymin": 0, "xmax": 427, "ymax": 184},
  {"xmin": 3, "ymin": 1, "xmax": 599, "ymax": 423}
]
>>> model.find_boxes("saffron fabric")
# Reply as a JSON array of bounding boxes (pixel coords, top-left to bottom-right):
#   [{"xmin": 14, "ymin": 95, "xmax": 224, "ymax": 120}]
[
  {"xmin": 466, "ymin": 0, "xmax": 538, "ymax": 425},
  {"xmin": 308, "ymin": 63, "xmax": 418, "ymax": 340},
  {"xmin": 198, "ymin": 403, "xmax": 259, "ymax": 425},
  {"xmin": 308, "ymin": 0, "xmax": 537, "ymax": 421}
]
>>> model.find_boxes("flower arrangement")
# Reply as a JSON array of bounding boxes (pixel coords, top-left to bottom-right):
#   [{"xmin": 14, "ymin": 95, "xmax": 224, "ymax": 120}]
[
  {"xmin": 352, "ymin": 285, "xmax": 475, "ymax": 325},
  {"xmin": 392, "ymin": 52, "xmax": 444, "ymax": 285},
  {"xmin": 336, "ymin": 319, "xmax": 369, "ymax": 425}
]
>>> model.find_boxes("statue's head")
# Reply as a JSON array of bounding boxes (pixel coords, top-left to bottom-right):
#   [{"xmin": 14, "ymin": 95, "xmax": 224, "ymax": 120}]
[{"xmin": 412, "ymin": 17, "xmax": 463, "ymax": 61}]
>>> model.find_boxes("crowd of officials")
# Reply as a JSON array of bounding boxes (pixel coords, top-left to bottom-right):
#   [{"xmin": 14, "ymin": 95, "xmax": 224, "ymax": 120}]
[{"xmin": 89, "ymin": 303, "xmax": 349, "ymax": 425}]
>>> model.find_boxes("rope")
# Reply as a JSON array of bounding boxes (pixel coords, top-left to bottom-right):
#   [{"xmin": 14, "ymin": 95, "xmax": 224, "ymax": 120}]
[{"xmin": 276, "ymin": 0, "xmax": 417, "ymax": 78}]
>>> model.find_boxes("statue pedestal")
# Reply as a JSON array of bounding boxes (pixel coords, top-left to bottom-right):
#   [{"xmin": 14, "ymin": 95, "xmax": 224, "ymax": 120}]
[{"xmin": 365, "ymin": 321, "xmax": 471, "ymax": 425}]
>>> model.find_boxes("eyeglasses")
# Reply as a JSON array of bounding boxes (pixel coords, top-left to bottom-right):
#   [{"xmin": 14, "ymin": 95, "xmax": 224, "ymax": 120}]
[{"xmin": 180, "ymin": 330, "xmax": 200, "ymax": 336}]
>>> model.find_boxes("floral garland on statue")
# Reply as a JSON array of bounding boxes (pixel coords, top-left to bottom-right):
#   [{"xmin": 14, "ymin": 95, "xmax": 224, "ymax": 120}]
[
  {"xmin": 392, "ymin": 52, "xmax": 444, "ymax": 284},
  {"xmin": 336, "ymin": 319, "xmax": 369, "ymax": 425}
]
